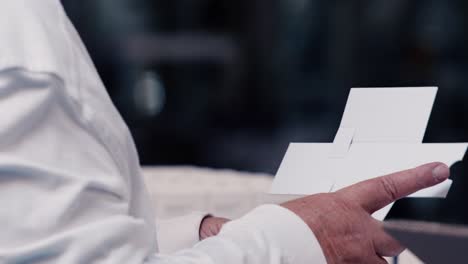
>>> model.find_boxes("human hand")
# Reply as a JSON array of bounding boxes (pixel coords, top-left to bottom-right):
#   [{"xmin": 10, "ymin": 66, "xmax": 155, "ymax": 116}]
[
  {"xmin": 282, "ymin": 162, "xmax": 450, "ymax": 264},
  {"xmin": 199, "ymin": 216, "xmax": 230, "ymax": 240}
]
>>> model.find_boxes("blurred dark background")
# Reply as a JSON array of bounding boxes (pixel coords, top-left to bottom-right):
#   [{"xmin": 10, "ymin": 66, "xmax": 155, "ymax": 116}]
[{"xmin": 61, "ymin": 0, "xmax": 468, "ymax": 174}]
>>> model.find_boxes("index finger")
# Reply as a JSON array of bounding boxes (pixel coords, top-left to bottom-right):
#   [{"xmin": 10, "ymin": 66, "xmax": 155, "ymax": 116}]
[{"xmin": 338, "ymin": 162, "xmax": 450, "ymax": 213}]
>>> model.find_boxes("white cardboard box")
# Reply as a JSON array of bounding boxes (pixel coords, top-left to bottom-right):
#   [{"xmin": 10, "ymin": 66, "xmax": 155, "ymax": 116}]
[{"xmin": 271, "ymin": 87, "xmax": 468, "ymax": 220}]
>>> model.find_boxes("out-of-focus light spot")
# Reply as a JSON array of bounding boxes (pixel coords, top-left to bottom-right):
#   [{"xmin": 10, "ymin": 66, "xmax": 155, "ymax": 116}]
[{"xmin": 133, "ymin": 71, "xmax": 166, "ymax": 117}]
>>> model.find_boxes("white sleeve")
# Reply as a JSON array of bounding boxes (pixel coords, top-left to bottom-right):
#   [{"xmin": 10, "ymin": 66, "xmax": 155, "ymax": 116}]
[
  {"xmin": 0, "ymin": 68, "xmax": 156, "ymax": 263},
  {"xmin": 156, "ymin": 212, "xmax": 208, "ymax": 253},
  {"xmin": 154, "ymin": 206, "xmax": 328, "ymax": 262},
  {"xmin": 0, "ymin": 68, "xmax": 327, "ymax": 264},
  {"xmin": 149, "ymin": 205, "xmax": 327, "ymax": 264}
]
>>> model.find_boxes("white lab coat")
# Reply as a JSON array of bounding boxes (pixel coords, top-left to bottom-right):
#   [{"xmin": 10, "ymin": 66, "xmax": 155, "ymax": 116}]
[{"xmin": 0, "ymin": 0, "xmax": 326, "ymax": 263}]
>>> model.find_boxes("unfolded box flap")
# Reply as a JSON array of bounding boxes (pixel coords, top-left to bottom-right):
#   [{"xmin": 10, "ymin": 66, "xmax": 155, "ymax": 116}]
[
  {"xmin": 271, "ymin": 143, "xmax": 466, "ymax": 197},
  {"xmin": 272, "ymin": 143, "xmax": 336, "ymax": 195},
  {"xmin": 271, "ymin": 87, "xmax": 468, "ymax": 220},
  {"xmin": 338, "ymin": 87, "xmax": 437, "ymax": 143}
]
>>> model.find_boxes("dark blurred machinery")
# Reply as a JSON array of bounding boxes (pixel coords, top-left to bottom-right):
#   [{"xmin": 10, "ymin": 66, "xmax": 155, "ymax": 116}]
[{"xmin": 61, "ymin": 0, "xmax": 468, "ymax": 174}]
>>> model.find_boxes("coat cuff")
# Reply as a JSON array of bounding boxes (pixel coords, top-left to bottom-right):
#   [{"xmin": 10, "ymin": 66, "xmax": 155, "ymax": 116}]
[
  {"xmin": 220, "ymin": 204, "xmax": 327, "ymax": 264},
  {"xmin": 156, "ymin": 212, "xmax": 209, "ymax": 253}
]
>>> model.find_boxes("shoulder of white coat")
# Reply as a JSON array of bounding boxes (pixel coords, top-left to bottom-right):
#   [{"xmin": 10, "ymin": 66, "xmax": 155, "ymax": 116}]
[{"xmin": 0, "ymin": 0, "xmax": 70, "ymax": 79}]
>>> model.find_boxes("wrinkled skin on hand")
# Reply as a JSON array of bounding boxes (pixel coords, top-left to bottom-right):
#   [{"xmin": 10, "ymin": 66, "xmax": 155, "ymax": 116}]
[{"xmin": 282, "ymin": 162, "xmax": 450, "ymax": 264}]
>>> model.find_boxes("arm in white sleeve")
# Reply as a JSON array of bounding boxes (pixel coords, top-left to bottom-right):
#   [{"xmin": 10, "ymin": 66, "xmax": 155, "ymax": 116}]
[
  {"xmin": 0, "ymin": 68, "xmax": 156, "ymax": 263},
  {"xmin": 0, "ymin": 68, "xmax": 326, "ymax": 263},
  {"xmin": 148, "ymin": 205, "xmax": 327, "ymax": 264}
]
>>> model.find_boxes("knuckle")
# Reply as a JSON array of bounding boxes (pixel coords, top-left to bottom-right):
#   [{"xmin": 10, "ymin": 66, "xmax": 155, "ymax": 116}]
[
  {"xmin": 410, "ymin": 167, "xmax": 423, "ymax": 179},
  {"xmin": 380, "ymin": 177, "xmax": 399, "ymax": 202},
  {"xmin": 409, "ymin": 167, "xmax": 429, "ymax": 188}
]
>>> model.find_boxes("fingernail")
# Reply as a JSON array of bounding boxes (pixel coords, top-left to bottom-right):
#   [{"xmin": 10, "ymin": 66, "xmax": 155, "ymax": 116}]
[{"xmin": 432, "ymin": 164, "xmax": 450, "ymax": 182}]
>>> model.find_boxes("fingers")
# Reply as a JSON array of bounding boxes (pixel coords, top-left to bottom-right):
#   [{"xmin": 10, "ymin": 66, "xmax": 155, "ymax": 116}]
[
  {"xmin": 339, "ymin": 162, "xmax": 450, "ymax": 213},
  {"xmin": 199, "ymin": 216, "xmax": 230, "ymax": 240}
]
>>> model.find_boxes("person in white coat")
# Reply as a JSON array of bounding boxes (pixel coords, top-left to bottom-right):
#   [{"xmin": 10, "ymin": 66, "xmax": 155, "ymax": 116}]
[{"xmin": 0, "ymin": 1, "xmax": 451, "ymax": 263}]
